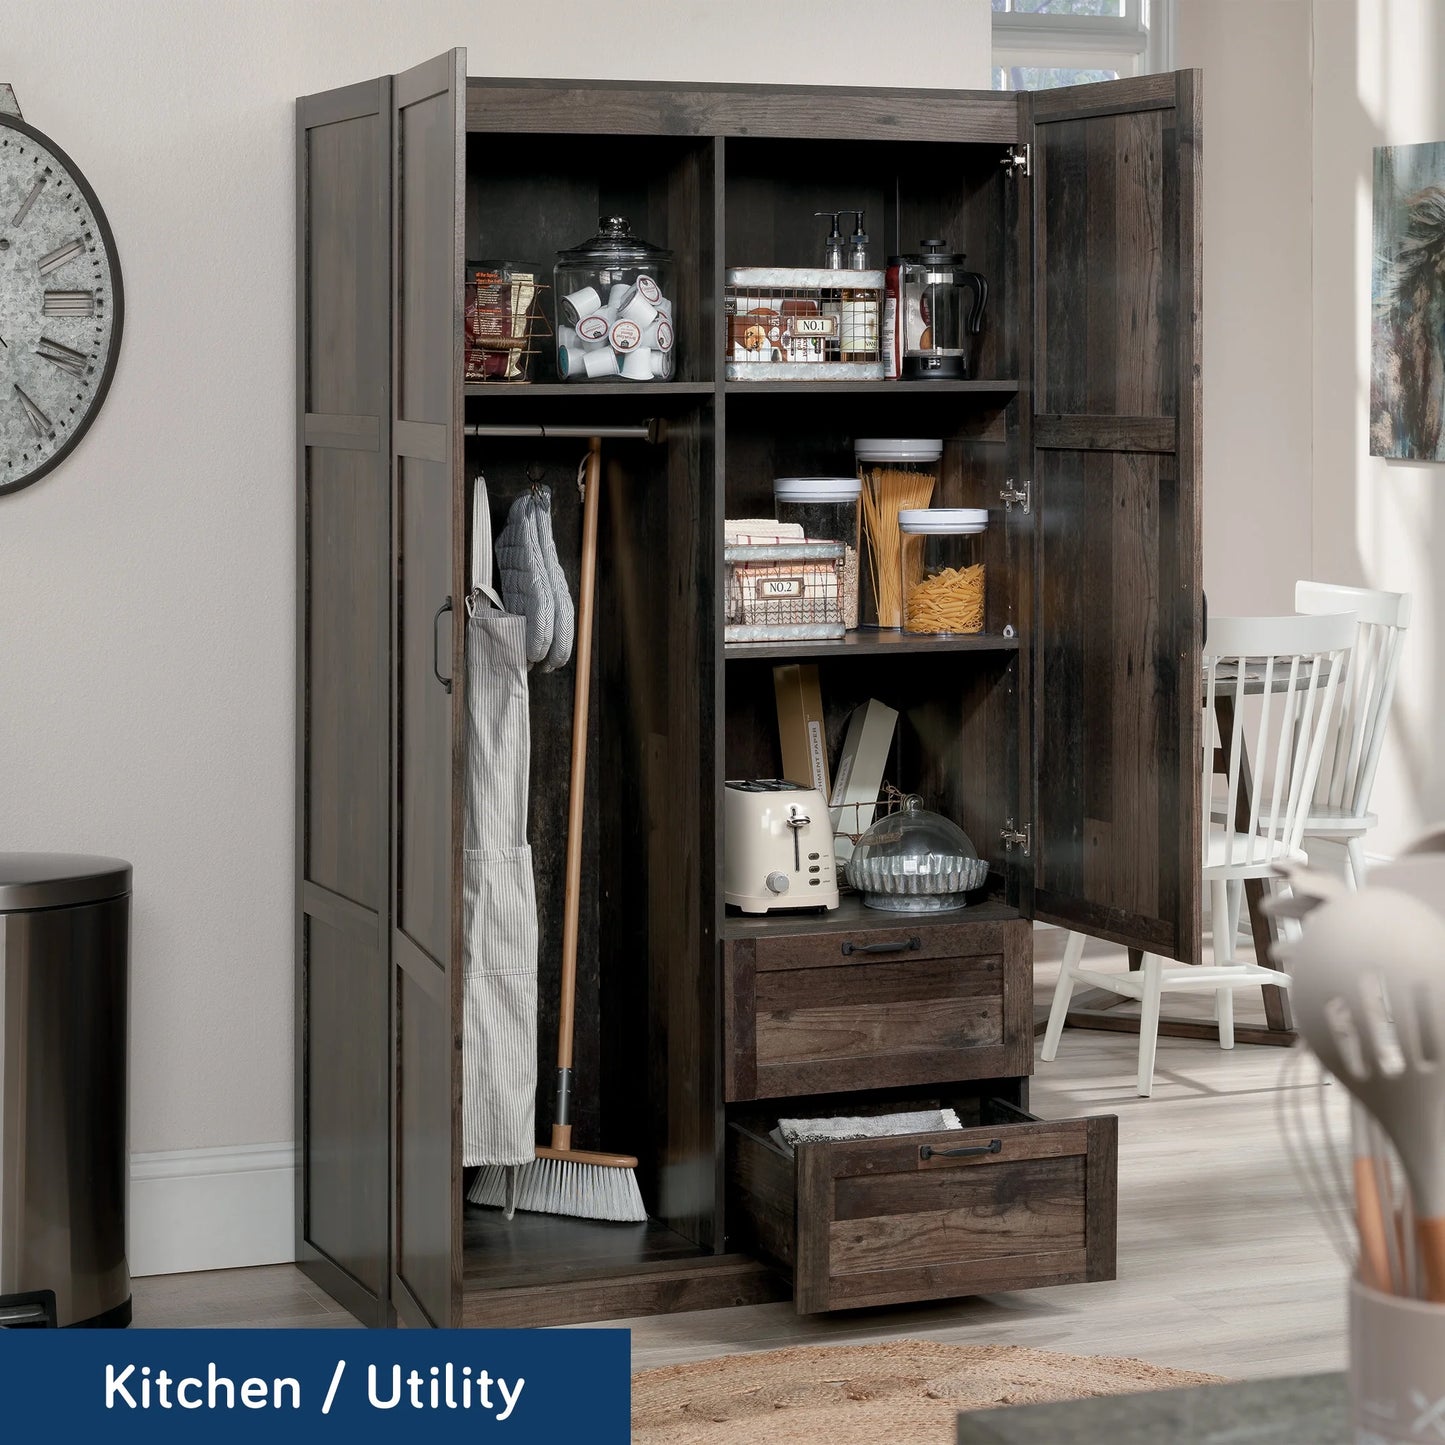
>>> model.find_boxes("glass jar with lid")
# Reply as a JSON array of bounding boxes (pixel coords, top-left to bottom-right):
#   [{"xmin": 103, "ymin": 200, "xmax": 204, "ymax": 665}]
[
  {"xmin": 844, "ymin": 795, "xmax": 989, "ymax": 911},
  {"xmin": 773, "ymin": 477, "xmax": 862, "ymax": 629},
  {"xmin": 853, "ymin": 439, "xmax": 942, "ymax": 629},
  {"xmin": 899, "ymin": 507, "xmax": 988, "ymax": 635},
  {"xmin": 554, "ymin": 216, "xmax": 676, "ymax": 383}
]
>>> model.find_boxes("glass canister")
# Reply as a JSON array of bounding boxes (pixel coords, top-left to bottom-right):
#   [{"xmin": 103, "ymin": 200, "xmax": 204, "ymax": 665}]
[
  {"xmin": 899, "ymin": 508, "xmax": 988, "ymax": 634},
  {"xmin": 854, "ymin": 439, "xmax": 942, "ymax": 628},
  {"xmin": 554, "ymin": 216, "xmax": 676, "ymax": 383},
  {"xmin": 773, "ymin": 477, "xmax": 862, "ymax": 629}
]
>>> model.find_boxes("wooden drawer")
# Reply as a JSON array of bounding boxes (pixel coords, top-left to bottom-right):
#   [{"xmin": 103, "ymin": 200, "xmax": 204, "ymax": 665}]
[
  {"xmin": 723, "ymin": 917, "xmax": 1032, "ymax": 1101},
  {"xmin": 728, "ymin": 1098, "xmax": 1118, "ymax": 1313}
]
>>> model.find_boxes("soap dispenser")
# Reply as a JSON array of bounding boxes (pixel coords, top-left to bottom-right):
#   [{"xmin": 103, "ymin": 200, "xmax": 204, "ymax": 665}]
[
  {"xmin": 814, "ymin": 211, "xmax": 844, "ymax": 270},
  {"xmin": 846, "ymin": 209, "xmax": 871, "ymax": 270}
]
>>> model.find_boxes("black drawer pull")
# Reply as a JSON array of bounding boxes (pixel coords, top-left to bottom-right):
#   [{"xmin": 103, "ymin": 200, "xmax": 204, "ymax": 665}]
[
  {"xmin": 841, "ymin": 936, "xmax": 921, "ymax": 957},
  {"xmin": 920, "ymin": 1139, "xmax": 1003, "ymax": 1161}
]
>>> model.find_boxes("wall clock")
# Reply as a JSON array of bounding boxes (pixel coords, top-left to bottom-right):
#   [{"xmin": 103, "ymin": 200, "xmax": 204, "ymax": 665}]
[{"xmin": 0, "ymin": 91, "xmax": 123, "ymax": 496}]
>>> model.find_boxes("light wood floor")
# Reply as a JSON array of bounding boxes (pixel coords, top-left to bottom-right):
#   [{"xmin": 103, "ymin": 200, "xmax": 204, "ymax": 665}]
[{"xmin": 134, "ymin": 928, "xmax": 1351, "ymax": 1378}]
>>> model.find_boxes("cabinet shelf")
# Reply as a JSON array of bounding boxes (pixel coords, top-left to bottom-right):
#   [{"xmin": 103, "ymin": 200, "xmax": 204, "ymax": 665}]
[
  {"xmin": 724, "ymin": 379, "xmax": 1019, "ymax": 397},
  {"xmin": 723, "ymin": 893, "xmax": 1019, "ymax": 942},
  {"xmin": 464, "ymin": 380, "xmax": 714, "ymax": 399},
  {"xmin": 724, "ymin": 630, "xmax": 1020, "ymax": 662}
]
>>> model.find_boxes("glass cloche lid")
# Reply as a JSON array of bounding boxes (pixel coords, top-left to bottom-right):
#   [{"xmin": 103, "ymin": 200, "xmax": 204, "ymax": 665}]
[
  {"xmin": 556, "ymin": 216, "xmax": 672, "ymax": 265},
  {"xmin": 845, "ymin": 795, "xmax": 988, "ymax": 913}
]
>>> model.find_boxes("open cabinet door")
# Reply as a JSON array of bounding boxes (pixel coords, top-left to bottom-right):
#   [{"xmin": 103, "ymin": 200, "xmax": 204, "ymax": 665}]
[
  {"xmin": 1027, "ymin": 73, "xmax": 1203, "ymax": 964},
  {"xmin": 390, "ymin": 48, "xmax": 466, "ymax": 1328},
  {"xmin": 295, "ymin": 75, "xmax": 393, "ymax": 1327}
]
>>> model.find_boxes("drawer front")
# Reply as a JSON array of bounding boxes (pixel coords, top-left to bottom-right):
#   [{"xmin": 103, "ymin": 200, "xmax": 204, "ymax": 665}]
[
  {"xmin": 723, "ymin": 920, "xmax": 1031, "ymax": 1101},
  {"xmin": 796, "ymin": 1113, "xmax": 1117, "ymax": 1313}
]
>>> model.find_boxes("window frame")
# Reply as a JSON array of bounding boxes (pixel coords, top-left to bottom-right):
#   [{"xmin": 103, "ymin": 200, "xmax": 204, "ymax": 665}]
[{"xmin": 991, "ymin": 1, "xmax": 1174, "ymax": 88}]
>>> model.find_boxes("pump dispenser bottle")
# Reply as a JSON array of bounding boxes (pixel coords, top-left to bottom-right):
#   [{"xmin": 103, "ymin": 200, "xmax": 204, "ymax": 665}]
[{"xmin": 815, "ymin": 211, "xmax": 844, "ymax": 269}]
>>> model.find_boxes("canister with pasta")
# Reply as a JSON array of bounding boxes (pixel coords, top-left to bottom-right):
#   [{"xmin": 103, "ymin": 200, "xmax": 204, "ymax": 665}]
[
  {"xmin": 899, "ymin": 508, "xmax": 988, "ymax": 635},
  {"xmin": 854, "ymin": 439, "xmax": 942, "ymax": 628}
]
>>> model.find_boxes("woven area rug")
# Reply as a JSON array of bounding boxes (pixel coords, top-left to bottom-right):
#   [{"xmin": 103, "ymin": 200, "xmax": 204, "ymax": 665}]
[{"xmin": 632, "ymin": 1339, "xmax": 1226, "ymax": 1443}]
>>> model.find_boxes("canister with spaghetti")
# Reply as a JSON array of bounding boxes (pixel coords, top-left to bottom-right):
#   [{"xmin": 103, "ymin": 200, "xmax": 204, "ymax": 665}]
[
  {"xmin": 899, "ymin": 508, "xmax": 988, "ymax": 635},
  {"xmin": 854, "ymin": 439, "xmax": 942, "ymax": 629}
]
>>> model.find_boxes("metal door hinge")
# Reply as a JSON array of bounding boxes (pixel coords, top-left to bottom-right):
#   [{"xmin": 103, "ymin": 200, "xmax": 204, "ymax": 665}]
[
  {"xmin": 1001, "ymin": 144, "xmax": 1031, "ymax": 178},
  {"xmin": 1000, "ymin": 478, "xmax": 1031, "ymax": 514},
  {"xmin": 1000, "ymin": 820, "xmax": 1032, "ymax": 856}
]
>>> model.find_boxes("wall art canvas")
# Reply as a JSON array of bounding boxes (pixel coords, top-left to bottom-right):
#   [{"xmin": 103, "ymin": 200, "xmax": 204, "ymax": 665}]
[{"xmin": 1372, "ymin": 141, "xmax": 1445, "ymax": 459}]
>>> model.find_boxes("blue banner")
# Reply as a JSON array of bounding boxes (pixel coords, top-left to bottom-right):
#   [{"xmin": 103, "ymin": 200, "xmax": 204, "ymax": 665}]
[{"xmin": 0, "ymin": 1328, "xmax": 630, "ymax": 1442}]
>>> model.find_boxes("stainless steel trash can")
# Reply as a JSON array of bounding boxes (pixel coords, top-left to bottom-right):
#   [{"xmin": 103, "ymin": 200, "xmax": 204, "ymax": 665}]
[{"xmin": 0, "ymin": 854, "xmax": 131, "ymax": 1328}]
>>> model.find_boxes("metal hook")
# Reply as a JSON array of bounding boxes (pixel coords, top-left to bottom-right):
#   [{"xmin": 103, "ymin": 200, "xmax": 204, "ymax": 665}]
[{"xmin": 526, "ymin": 461, "xmax": 546, "ymax": 485}]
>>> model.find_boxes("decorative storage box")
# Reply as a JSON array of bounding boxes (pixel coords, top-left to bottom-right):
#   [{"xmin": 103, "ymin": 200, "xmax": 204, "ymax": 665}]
[
  {"xmin": 724, "ymin": 541, "xmax": 846, "ymax": 643},
  {"xmin": 725, "ymin": 267, "xmax": 885, "ymax": 381}
]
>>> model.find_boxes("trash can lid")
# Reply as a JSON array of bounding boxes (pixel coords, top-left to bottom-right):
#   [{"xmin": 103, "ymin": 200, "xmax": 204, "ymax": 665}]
[{"xmin": 0, "ymin": 853, "xmax": 132, "ymax": 912}]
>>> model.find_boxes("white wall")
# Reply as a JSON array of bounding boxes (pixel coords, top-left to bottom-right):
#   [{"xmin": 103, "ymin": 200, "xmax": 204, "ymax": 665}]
[
  {"xmin": 1176, "ymin": 0, "xmax": 1315, "ymax": 616},
  {"xmin": 1311, "ymin": 0, "xmax": 1445, "ymax": 854},
  {"xmin": 0, "ymin": 0, "xmax": 991, "ymax": 1272}
]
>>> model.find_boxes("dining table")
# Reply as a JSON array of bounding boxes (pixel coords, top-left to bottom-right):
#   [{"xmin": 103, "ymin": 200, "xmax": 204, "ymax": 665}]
[{"xmin": 1048, "ymin": 658, "xmax": 1329, "ymax": 1049}]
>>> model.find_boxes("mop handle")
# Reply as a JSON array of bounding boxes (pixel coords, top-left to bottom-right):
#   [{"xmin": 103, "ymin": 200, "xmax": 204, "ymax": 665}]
[{"xmin": 552, "ymin": 438, "xmax": 601, "ymax": 1147}]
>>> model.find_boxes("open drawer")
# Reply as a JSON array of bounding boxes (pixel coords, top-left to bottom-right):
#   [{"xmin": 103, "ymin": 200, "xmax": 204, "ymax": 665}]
[
  {"xmin": 722, "ymin": 914, "xmax": 1033, "ymax": 1101},
  {"xmin": 727, "ymin": 1096, "xmax": 1118, "ymax": 1313}
]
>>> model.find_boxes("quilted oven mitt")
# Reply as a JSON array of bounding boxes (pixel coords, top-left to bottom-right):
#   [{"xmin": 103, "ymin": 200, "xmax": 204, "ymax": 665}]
[
  {"xmin": 528, "ymin": 486, "xmax": 574, "ymax": 673},
  {"xmin": 495, "ymin": 490, "xmax": 554, "ymax": 666}
]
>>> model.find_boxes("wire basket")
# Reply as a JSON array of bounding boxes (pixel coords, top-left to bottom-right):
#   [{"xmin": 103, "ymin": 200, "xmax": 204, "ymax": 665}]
[
  {"xmin": 724, "ymin": 267, "xmax": 885, "ymax": 381},
  {"xmin": 465, "ymin": 264, "xmax": 551, "ymax": 384},
  {"xmin": 833, "ymin": 783, "xmax": 909, "ymax": 852},
  {"xmin": 724, "ymin": 541, "xmax": 845, "ymax": 643}
]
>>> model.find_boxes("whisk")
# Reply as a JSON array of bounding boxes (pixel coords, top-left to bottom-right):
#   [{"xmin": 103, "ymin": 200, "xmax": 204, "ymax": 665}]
[{"xmin": 1276, "ymin": 1047, "xmax": 1414, "ymax": 1296}]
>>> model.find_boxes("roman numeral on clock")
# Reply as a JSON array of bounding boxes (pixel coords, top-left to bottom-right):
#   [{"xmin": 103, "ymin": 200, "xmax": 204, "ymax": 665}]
[
  {"xmin": 35, "ymin": 335, "xmax": 90, "ymax": 377},
  {"xmin": 14, "ymin": 384, "xmax": 51, "ymax": 438},
  {"xmin": 12, "ymin": 175, "xmax": 45, "ymax": 226},
  {"xmin": 37, "ymin": 238, "xmax": 84, "ymax": 276},
  {"xmin": 43, "ymin": 290, "xmax": 95, "ymax": 316}
]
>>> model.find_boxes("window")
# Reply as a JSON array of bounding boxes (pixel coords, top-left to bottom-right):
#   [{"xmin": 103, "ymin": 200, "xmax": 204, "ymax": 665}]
[{"xmin": 991, "ymin": 0, "xmax": 1173, "ymax": 91}]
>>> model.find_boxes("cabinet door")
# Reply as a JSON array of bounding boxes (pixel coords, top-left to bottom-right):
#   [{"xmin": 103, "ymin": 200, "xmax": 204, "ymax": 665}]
[
  {"xmin": 296, "ymin": 75, "xmax": 393, "ymax": 1327},
  {"xmin": 1026, "ymin": 73, "xmax": 1203, "ymax": 964},
  {"xmin": 390, "ymin": 47, "xmax": 466, "ymax": 1329}
]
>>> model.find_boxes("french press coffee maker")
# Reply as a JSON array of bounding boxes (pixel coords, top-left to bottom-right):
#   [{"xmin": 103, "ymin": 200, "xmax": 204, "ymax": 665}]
[{"xmin": 900, "ymin": 240, "xmax": 988, "ymax": 379}]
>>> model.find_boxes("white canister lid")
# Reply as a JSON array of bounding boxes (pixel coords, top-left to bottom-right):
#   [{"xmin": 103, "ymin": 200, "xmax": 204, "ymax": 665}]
[
  {"xmin": 773, "ymin": 476, "xmax": 863, "ymax": 503},
  {"xmin": 898, "ymin": 507, "xmax": 988, "ymax": 534},
  {"xmin": 855, "ymin": 438, "xmax": 944, "ymax": 463}
]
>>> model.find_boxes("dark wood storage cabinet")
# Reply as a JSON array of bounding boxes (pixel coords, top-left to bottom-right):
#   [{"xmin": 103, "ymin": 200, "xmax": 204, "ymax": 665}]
[{"xmin": 296, "ymin": 54, "xmax": 1201, "ymax": 1328}]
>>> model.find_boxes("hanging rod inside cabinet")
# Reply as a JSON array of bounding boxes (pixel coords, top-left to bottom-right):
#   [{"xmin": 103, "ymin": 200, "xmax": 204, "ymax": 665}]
[{"xmin": 464, "ymin": 421, "xmax": 663, "ymax": 443}]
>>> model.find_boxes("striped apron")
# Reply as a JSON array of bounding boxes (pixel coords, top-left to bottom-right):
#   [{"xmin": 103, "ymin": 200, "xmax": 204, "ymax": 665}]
[{"xmin": 461, "ymin": 474, "xmax": 538, "ymax": 1167}]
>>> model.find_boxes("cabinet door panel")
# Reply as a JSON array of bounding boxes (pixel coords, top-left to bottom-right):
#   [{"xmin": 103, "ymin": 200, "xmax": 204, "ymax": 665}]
[
  {"xmin": 296, "ymin": 75, "xmax": 392, "ymax": 1327},
  {"xmin": 1028, "ymin": 73, "xmax": 1202, "ymax": 964},
  {"xmin": 390, "ymin": 47, "xmax": 465, "ymax": 1330}
]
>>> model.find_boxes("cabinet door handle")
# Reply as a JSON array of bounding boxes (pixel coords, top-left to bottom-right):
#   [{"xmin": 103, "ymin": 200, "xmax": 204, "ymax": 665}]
[
  {"xmin": 433, "ymin": 597, "xmax": 454, "ymax": 693},
  {"xmin": 920, "ymin": 1139, "xmax": 1003, "ymax": 1161},
  {"xmin": 840, "ymin": 937, "xmax": 921, "ymax": 957}
]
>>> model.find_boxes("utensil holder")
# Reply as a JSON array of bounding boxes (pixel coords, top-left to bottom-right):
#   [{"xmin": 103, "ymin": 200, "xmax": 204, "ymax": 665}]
[{"xmin": 1351, "ymin": 1279, "xmax": 1445, "ymax": 1442}]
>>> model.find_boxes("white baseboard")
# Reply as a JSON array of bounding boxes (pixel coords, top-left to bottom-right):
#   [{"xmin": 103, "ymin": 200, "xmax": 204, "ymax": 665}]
[{"xmin": 129, "ymin": 1142, "xmax": 297, "ymax": 1277}]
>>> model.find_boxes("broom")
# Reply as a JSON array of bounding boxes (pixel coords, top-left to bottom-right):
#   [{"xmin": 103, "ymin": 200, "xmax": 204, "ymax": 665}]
[{"xmin": 469, "ymin": 437, "xmax": 646, "ymax": 1224}]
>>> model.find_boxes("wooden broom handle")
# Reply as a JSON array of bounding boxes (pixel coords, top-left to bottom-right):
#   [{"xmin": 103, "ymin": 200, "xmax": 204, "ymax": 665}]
[
  {"xmin": 1418, "ymin": 1216, "xmax": 1445, "ymax": 1304},
  {"xmin": 556, "ymin": 437, "xmax": 601, "ymax": 1083}
]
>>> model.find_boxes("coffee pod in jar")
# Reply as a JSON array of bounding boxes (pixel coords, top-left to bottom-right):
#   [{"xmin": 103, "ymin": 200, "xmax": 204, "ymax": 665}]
[
  {"xmin": 649, "ymin": 350, "xmax": 672, "ymax": 378},
  {"xmin": 620, "ymin": 347, "xmax": 653, "ymax": 381},
  {"xmin": 580, "ymin": 346, "xmax": 621, "ymax": 378},
  {"xmin": 610, "ymin": 317, "xmax": 643, "ymax": 353},
  {"xmin": 654, "ymin": 317, "xmax": 675, "ymax": 354},
  {"xmin": 558, "ymin": 325, "xmax": 578, "ymax": 351},
  {"xmin": 656, "ymin": 295, "xmax": 673, "ymax": 318},
  {"xmin": 560, "ymin": 285, "xmax": 602, "ymax": 326},
  {"xmin": 636, "ymin": 274, "xmax": 663, "ymax": 306},
  {"xmin": 608, "ymin": 282, "xmax": 630, "ymax": 309},
  {"xmin": 576, "ymin": 313, "xmax": 612, "ymax": 351},
  {"xmin": 618, "ymin": 284, "xmax": 658, "ymax": 326}
]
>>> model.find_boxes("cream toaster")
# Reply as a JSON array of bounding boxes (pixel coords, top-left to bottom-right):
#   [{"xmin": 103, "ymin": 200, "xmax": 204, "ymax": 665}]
[{"xmin": 724, "ymin": 779, "xmax": 840, "ymax": 914}]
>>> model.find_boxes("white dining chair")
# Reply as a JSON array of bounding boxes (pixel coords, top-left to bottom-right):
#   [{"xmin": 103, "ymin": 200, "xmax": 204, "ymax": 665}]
[
  {"xmin": 1293, "ymin": 581, "xmax": 1411, "ymax": 889},
  {"xmin": 1041, "ymin": 611, "xmax": 1356, "ymax": 1096}
]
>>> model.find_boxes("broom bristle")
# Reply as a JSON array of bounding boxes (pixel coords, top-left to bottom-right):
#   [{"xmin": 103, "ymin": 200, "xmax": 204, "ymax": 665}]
[{"xmin": 467, "ymin": 1156, "xmax": 646, "ymax": 1223}]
